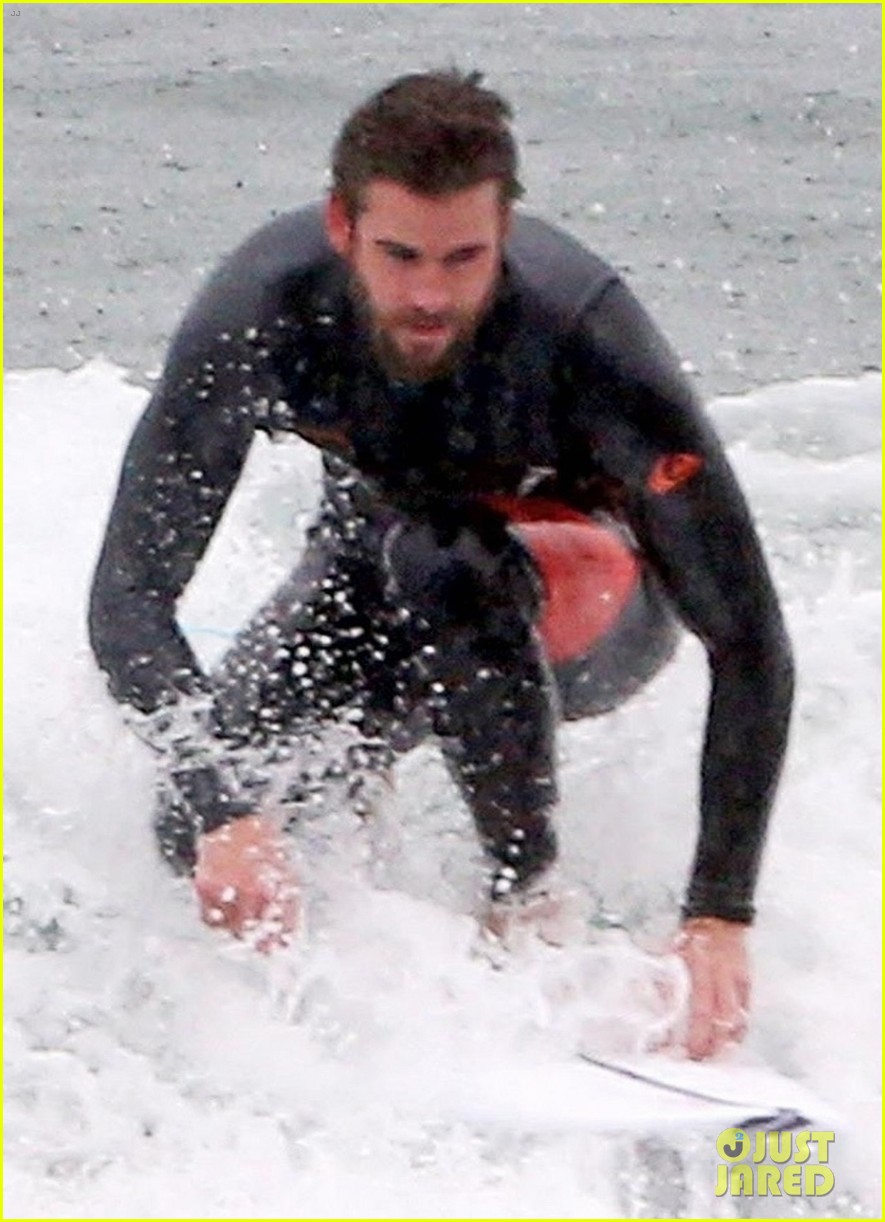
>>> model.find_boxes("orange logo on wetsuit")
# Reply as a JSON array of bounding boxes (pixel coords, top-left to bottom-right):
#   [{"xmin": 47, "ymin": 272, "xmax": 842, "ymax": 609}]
[{"xmin": 647, "ymin": 452, "xmax": 704, "ymax": 494}]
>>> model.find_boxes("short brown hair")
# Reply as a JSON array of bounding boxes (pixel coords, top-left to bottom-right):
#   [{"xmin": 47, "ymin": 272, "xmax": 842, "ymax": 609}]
[{"xmin": 331, "ymin": 69, "xmax": 524, "ymax": 217}]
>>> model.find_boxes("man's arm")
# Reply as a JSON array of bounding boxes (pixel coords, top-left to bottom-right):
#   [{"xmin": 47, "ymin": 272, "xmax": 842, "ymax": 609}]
[
  {"xmin": 87, "ymin": 275, "xmax": 309, "ymax": 949},
  {"xmin": 88, "ymin": 207, "xmax": 335, "ymax": 947},
  {"xmin": 89, "ymin": 203, "xmax": 330, "ymax": 715},
  {"xmin": 633, "ymin": 432, "xmax": 793, "ymax": 923},
  {"xmin": 566, "ymin": 279, "xmax": 793, "ymax": 1057},
  {"xmin": 88, "ymin": 365, "xmax": 256, "ymax": 714}
]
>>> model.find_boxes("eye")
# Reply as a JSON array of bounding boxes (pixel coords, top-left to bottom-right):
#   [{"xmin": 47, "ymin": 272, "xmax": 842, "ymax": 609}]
[
  {"xmin": 382, "ymin": 243, "xmax": 418, "ymax": 263},
  {"xmin": 445, "ymin": 247, "xmax": 484, "ymax": 268}
]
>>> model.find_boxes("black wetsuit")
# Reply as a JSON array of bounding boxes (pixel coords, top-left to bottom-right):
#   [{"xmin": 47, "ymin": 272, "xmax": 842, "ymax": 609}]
[{"xmin": 89, "ymin": 203, "xmax": 793, "ymax": 921}]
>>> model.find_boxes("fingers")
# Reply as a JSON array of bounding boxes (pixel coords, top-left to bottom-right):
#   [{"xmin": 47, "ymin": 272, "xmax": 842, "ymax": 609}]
[
  {"xmin": 248, "ymin": 878, "xmax": 302, "ymax": 955},
  {"xmin": 676, "ymin": 918, "xmax": 751, "ymax": 1060},
  {"xmin": 685, "ymin": 983, "xmax": 745, "ymax": 1059},
  {"xmin": 197, "ymin": 874, "xmax": 299, "ymax": 951},
  {"xmin": 194, "ymin": 815, "xmax": 302, "ymax": 953}
]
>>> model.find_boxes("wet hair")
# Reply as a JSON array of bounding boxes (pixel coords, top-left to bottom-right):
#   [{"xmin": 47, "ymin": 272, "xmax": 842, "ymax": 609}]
[{"xmin": 331, "ymin": 68, "xmax": 524, "ymax": 217}]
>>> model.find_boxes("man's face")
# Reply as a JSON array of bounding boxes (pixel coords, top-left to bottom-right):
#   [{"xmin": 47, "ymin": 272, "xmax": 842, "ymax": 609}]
[{"xmin": 326, "ymin": 179, "xmax": 510, "ymax": 383}]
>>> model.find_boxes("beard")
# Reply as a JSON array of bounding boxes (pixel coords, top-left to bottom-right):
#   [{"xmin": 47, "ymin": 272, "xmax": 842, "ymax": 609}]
[{"xmin": 349, "ymin": 269, "xmax": 500, "ymax": 384}]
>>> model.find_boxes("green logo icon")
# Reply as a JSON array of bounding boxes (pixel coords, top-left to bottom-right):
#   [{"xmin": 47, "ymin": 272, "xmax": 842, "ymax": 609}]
[{"xmin": 717, "ymin": 1129, "xmax": 748, "ymax": 1162}]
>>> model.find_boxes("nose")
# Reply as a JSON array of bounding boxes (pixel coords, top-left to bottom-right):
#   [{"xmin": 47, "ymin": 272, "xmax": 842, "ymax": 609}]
[{"xmin": 409, "ymin": 263, "xmax": 452, "ymax": 316}]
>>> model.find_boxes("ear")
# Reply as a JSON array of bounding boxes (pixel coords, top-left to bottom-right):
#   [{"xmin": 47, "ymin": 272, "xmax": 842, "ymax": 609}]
[
  {"xmin": 325, "ymin": 194, "xmax": 353, "ymax": 257},
  {"xmin": 499, "ymin": 201, "xmax": 514, "ymax": 243}
]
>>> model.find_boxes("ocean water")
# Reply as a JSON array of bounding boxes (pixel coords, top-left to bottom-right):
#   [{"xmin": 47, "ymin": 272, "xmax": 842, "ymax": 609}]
[{"xmin": 3, "ymin": 362, "xmax": 881, "ymax": 1218}]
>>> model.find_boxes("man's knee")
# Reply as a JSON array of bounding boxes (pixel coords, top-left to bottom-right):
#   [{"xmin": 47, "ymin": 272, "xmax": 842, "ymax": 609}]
[{"xmin": 556, "ymin": 574, "xmax": 679, "ymax": 718}]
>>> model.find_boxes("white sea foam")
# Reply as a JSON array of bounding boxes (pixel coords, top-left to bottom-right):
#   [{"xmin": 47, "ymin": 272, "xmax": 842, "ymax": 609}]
[{"xmin": 4, "ymin": 362, "xmax": 881, "ymax": 1217}]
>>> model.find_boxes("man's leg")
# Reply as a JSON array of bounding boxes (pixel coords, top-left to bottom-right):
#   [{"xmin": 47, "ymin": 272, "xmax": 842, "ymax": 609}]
[
  {"xmin": 211, "ymin": 542, "xmax": 397, "ymax": 746},
  {"xmin": 384, "ymin": 515, "xmax": 559, "ymax": 897},
  {"xmin": 553, "ymin": 569, "xmax": 679, "ymax": 721}
]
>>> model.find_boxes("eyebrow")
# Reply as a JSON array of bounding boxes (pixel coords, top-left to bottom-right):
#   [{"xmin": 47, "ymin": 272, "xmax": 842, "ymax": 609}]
[{"xmin": 374, "ymin": 238, "xmax": 489, "ymax": 260}]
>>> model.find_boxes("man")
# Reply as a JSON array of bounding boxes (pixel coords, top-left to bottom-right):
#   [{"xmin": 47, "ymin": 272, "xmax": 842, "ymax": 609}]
[{"xmin": 89, "ymin": 70, "xmax": 793, "ymax": 1059}]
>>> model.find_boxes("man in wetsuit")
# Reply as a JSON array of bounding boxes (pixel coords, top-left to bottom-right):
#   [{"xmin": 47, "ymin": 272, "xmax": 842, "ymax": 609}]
[{"xmin": 89, "ymin": 70, "xmax": 793, "ymax": 1059}]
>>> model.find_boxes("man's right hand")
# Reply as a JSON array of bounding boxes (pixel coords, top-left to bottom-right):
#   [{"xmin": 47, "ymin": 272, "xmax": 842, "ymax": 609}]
[{"xmin": 194, "ymin": 814, "xmax": 302, "ymax": 953}]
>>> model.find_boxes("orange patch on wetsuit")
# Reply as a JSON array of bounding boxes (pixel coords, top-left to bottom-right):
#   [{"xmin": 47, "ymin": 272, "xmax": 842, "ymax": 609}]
[
  {"xmin": 485, "ymin": 495, "xmax": 640, "ymax": 665},
  {"xmin": 647, "ymin": 452, "xmax": 704, "ymax": 494}
]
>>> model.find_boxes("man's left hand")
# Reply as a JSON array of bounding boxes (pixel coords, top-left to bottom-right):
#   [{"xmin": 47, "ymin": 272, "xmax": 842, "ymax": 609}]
[{"xmin": 674, "ymin": 916, "xmax": 750, "ymax": 1059}]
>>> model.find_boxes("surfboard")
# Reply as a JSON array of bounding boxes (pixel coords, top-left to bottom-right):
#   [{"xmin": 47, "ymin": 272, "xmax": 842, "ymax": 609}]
[
  {"xmin": 378, "ymin": 1051, "xmax": 840, "ymax": 1135},
  {"xmin": 573, "ymin": 1052, "xmax": 839, "ymax": 1132}
]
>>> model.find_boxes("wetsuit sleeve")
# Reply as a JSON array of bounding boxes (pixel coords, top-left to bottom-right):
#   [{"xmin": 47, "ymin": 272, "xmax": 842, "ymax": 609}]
[
  {"xmin": 566, "ymin": 278, "xmax": 794, "ymax": 923},
  {"xmin": 88, "ymin": 327, "xmax": 264, "ymax": 714},
  {"xmin": 87, "ymin": 307, "xmax": 286, "ymax": 868},
  {"xmin": 89, "ymin": 205, "xmax": 331, "ymax": 715}
]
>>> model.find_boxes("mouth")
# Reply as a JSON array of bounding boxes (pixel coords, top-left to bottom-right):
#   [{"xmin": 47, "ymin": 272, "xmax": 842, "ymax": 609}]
[{"xmin": 404, "ymin": 319, "xmax": 451, "ymax": 339}]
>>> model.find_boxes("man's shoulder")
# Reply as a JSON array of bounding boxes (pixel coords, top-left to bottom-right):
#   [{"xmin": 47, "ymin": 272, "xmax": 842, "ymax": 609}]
[
  {"xmin": 218, "ymin": 202, "xmax": 333, "ymax": 284},
  {"xmin": 507, "ymin": 212, "xmax": 621, "ymax": 327},
  {"xmin": 173, "ymin": 203, "xmax": 335, "ymax": 355}
]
